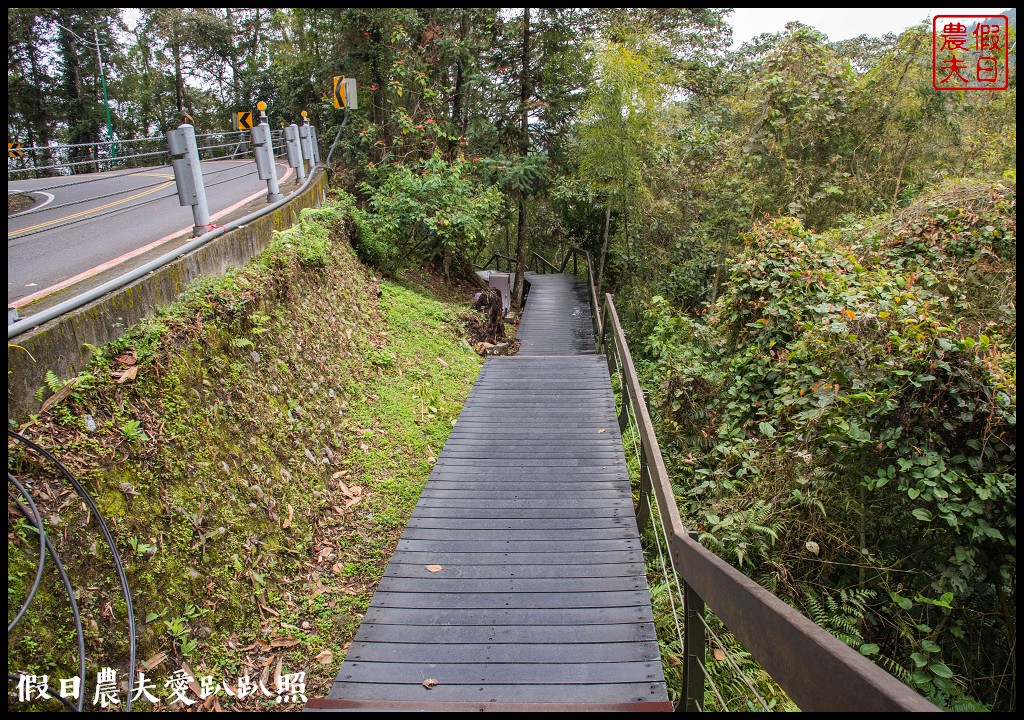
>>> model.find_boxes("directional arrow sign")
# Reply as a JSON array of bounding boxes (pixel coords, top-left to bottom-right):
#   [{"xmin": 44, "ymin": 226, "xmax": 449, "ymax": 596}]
[
  {"xmin": 333, "ymin": 76, "xmax": 346, "ymax": 109},
  {"xmin": 236, "ymin": 111, "xmax": 253, "ymax": 130},
  {"xmin": 8, "ymin": 142, "xmax": 23, "ymax": 158}
]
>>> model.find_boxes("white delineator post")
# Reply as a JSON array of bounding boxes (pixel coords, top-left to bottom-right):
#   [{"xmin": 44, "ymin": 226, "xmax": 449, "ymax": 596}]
[
  {"xmin": 251, "ymin": 101, "xmax": 283, "ymax": 202},
  {"xmin": 167, "ymin": 120, "xmax": 211, "ymax": 236},
  {"xmin": 284, "ymin": 123, "xmax": 305, "ymax": 183},
  {"xmin": 298, "ymin": 111, "xmax": 314, "ymax": 173}
]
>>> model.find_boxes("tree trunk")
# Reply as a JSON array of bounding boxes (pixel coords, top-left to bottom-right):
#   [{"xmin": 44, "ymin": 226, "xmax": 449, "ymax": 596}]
[
  {"xmin": 172, "ymin": 27, "xmax": 184, "ymax": 115},
  {"xmin": 370, "ymin": 26, "xmax": 390, "ymax": 149},
  {"xmin": 514, "ymin": 193, "xmax": 528, "ymax": 308},
  {"xmin": 226, "ymin": 8, "xmax": 242, "ymax": 105},
  {"xmin": 596, "ymin": 204, "xmax": 612, "ymax": 296},
  {"xmin": 511, "ymin": 7, "xmax": 531, "ymax": 311},
  {"xmin": 452, "ymin": 9, "xmax": 469, "ymax": 147}
]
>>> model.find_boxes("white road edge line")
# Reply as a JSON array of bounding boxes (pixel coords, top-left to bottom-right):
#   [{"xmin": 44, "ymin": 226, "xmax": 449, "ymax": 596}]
[
  {"xmin": 11, "ymin": 164, "xmax": 296, "ymax": 309},
  {"xmin": 8, "ymin": 191, "xmax": 55, "ymax": 218}
]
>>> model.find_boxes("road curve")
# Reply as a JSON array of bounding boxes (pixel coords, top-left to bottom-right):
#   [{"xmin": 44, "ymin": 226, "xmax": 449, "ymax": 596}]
[{"xmin": 7, "ymin": 160, "xmax": 292, "ymax": 306}]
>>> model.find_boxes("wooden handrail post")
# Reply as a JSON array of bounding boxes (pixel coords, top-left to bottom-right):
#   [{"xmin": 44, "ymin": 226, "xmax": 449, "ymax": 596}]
[
  {"xmin": 681, "ymin": 533, "xmax": 706, "ymax": 713},
  {"xmin": 635, "ymin": 389, "xmax": 653, "ymax": 531}
]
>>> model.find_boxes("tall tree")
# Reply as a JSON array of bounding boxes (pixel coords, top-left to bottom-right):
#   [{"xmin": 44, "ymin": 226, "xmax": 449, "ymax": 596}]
[{"xmin": 511, "ymin": 7, "xmax": 532, "ymax": 310}]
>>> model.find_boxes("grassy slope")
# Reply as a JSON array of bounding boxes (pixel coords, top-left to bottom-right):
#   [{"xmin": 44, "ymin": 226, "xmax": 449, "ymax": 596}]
[{"xmin": 7, "ymin": 199, "xmax": 482, "ymax": 710}]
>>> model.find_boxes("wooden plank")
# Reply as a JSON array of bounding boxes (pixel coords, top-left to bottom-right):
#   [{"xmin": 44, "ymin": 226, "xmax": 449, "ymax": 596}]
[
  {"xmin": 353, "ymin": 623, "xmax": 657, "ymax": 645},
  {"xmin": 386, "ymin": 551, "xmax": 642, "ymax": 565},
  {"xmin": 405, "ymin": 520, "xmax": 634, "ymax": 532},
  {"xmin": 408, "ymin": 508, "xmax": 630, "ymax": 519},
  {"xmin": 416, "ymin": 490, "xmax": 629, "ymax": 500},
  {"xmin": 361, "ymin": 607, "xmax": 656, "ymax": 627},
  {"xmin": 343, "ymin": 642, "xmax": 660, "ymax": 664},
  {"xmin": 400, "ymin": 527, "xmax": 636, "ymax": 541},
  {"xmin": 370, "ymin": 590, "xmax": 651, "ymax": 609},
  {"xmin": 413, "ymin": 498, "xmax": 632, "ymax": 509},
  {"xmin": 336, "ymin": 661, "xmax": 662, "ymax": 685},
  {"xmin": 382, "ymin": 563, "xmax": 644, "ymax": 579},
  {"xmin": 326, "ymin": 683, "xmax": 668, "ymax": 704},
  {"xmin": 376, "ymin": 576, "xmax": 645, "ymax": 593},
  {"xmin": 395, "ymin": 539, "xmax": 638, "ymax": 554}
]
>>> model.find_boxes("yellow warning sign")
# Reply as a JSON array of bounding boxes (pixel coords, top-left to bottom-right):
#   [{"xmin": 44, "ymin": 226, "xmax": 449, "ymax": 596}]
[
  {"xmin": 333, "ymin": 76, "xmax": 346, "ymax": 109},
  {"xmin": 8, "ymin": 142, "xmax": 22, "ymax": 159},
  {"xmin": 236, "ymin": 111, "xmax": 253, "ymax": 130}
]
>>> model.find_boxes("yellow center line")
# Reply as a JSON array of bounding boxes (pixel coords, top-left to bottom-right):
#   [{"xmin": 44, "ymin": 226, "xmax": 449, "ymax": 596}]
[{"xmin": 8, "ymin": 180, "xmax": 175, "ymax": 238}]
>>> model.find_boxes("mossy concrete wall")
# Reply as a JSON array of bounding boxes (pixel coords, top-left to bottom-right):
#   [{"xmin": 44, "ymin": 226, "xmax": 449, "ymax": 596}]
[{"xmin": 8, "ymin": 169, "xmax": 329, "ymax": 421}]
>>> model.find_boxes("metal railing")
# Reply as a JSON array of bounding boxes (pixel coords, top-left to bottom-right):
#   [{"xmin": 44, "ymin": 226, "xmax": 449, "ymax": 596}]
[
  {"xmin": 474, "ymin": 253, "xmax": 518, "ymax": 275},
  {"xmin": 552, "ymin": 246, "xmax": 939, "ymax": 712},
  {"xmin": 9, "ymin": 114, "xmax": 324, "ymax": 336}
]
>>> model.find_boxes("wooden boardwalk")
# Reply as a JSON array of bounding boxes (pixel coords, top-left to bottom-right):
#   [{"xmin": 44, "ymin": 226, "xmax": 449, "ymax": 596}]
[{"xmin": 311, "ymin": 273, "xmax": 669, "ymax": 711}]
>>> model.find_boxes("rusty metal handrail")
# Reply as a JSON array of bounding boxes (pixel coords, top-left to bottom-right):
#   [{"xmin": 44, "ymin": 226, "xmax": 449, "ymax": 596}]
[
  {"xmin": 552, "ymin": 245, "xmax": 939, "ymax": 712},
  {"xmin": 475, "ymin": 253, "xmax": 517, "ymax": 275},
  {"xmin": 531, "ymin": 251, "xmax": 560, "ymax": 274}
]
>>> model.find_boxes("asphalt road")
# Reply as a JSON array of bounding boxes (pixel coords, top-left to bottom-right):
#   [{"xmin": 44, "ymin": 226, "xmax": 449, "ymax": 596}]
[{"xmin": 7, "ymin": 159, "xmax": 293, "ymax": 307}]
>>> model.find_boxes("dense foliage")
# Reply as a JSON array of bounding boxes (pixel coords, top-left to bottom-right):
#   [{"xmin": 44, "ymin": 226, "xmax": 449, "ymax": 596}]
[
  {"xmin": 638, "ymin": 181, "xmax": 1015, "ymax": 709},
  {"xmin": 8, "ymin": 7, "xmax": 1016, "ymax": 711}
]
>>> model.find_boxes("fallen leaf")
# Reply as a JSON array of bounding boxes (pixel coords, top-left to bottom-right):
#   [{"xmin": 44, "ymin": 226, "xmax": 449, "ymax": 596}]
[
  {"xmin": 597, "ymin": 428, "xmax": 606, "ymax": 433},
  {"xmin": 260, "ymin": 658, "xmax": 272, "ymax": 690},
  {"xmin": 270, "ymin": 637, "xmax": 300, "ymax": 648},
  {"xmin": 114, "ymin": 350, "xmax": 137, "ymax": 366},
  {"xmin": 425, "ymin": 565, "xmax": 443, "ymax": 573},
  {"xmin": 713, "ymin": 648, "xmax": 727, "ymax": 661},
  {"xmin": 282, "ymin": 504, "xmax": 293, "ymax": 529},
  {"xmin": 141, "ymin": 651, "xmax": 168, "ymax": 671},
  {"xmin": 422, "ymin": 678, "xmax": 438, "ymax": 689},
  {"xmin": 180, "ymin": 660, "xmax": 204, "ymax": 698},
  {"xmin": 40, "ymin": 378, "xmax": 79, "ymax": 414},
  {"xmin": 343, "ymin": 496, "xmax": 361, "ymax": 509},
  {"xmin": 315, "ymin": 650, "xmax": 334, "ymax": 665},
  {"xmin": 116, "ymin": 365, "xmax": 139, "ymax": 384}
]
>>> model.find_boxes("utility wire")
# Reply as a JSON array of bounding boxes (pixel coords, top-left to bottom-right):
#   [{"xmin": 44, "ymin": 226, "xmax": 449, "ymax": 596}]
[
  {"xmin": 7, "ymin": 474, "xmax": 47, "ymax": 633},
  {"xmin": 8, "ymin": 430, "xmax": 136, "ymax": 711}
]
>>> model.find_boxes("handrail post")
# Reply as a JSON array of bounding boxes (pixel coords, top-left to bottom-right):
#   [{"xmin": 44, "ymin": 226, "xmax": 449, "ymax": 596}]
[
  {"xmin": 635, "ymin": 389, "xmax": 653, "ymax": 531},
  {"xmin": 680, "ymin": 529, "xmax": 706, "ymax": 713}
]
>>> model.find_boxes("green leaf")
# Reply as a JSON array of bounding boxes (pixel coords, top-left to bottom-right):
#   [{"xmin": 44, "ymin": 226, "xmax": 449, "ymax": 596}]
[
  {"xmin": 920, "ymin": 640, "xmax": 941, "ymax": 653},
  {"xmin": 758, "ymin": 421, "xmax": 776, "ymax": 437},
  {"xmin": 145, "ymin": 612, "xmax": 161, "ymax": 623},
  {"xmin": 911, "ymin": 652, "xmax": 929, "ymax": 668},
  {"xmin": 859, "ymin": 643, "xmax": 879, "ymax": 656},
  {"xmin": 929, "ymin": 662, "xmax": 954, "ymax": 679},
  {"xmin": 912, "ymin": 508, "xmax": 933, "ymax": 522},
  {"xmin": 892, "ymin": 593, "xmax": 913, "ymax": 610}
]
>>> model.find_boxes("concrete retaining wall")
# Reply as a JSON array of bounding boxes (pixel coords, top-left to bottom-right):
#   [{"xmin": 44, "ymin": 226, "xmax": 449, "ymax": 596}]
[{"xmin": 8, "ymin": 169, "xmax": 329, "ymax": 421}]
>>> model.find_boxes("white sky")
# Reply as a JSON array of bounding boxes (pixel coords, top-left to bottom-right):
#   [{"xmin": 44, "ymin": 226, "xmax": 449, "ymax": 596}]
[{"xmin": 727, "ymin": 7, "xmax": 1008, "ymax": 47}]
